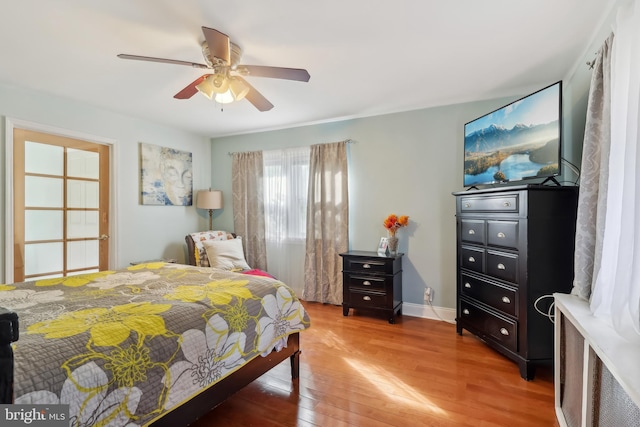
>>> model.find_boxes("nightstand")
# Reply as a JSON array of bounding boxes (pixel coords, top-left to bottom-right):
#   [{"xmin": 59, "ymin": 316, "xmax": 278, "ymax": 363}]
[{"xmin": 339, "ymin": 251, "xmax": 403, "ymax": 324}]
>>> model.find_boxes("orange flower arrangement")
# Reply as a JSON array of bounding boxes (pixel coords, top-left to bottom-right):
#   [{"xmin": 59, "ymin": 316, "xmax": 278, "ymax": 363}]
[{"xmin": 383, "ymin": 214, "xmax": 409, "ymax": 237}]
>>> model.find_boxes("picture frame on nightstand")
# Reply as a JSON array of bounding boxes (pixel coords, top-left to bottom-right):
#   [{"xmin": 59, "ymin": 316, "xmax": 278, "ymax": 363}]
[{"xmin": 377, "ymin": 237, "xmax": 390, "ymax": 256}]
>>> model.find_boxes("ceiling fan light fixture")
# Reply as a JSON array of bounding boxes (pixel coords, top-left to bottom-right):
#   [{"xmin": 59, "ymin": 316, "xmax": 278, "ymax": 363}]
[
  {"xmin": 214, "ymin": 90, "xmax": 236, "ymax": 104},
  {"xmin": 229, "ymin": 77, "xmax": 249, "ymax": 101},
  {"xmin": 209, "ymin": 73, "xmax": 229, "ymax": 93},
  {"xmin": 195, "ymin": 77, "xmax": 215, "ymax": 100}
]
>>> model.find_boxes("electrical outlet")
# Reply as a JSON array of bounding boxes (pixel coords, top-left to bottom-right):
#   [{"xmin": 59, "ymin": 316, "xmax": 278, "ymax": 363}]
[{"xmin": 425, "ymin": 287, "xmax": 434, "ymax": 303}]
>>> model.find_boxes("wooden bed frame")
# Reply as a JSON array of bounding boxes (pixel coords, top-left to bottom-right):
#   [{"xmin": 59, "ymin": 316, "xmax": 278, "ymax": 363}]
[
  {"xmin": 0, "ymin": 236, "xmax": 302, "ymax": 425},
  {"xmin": 0, "ymin": 307, "xmax": 300, "ymax": 426}
]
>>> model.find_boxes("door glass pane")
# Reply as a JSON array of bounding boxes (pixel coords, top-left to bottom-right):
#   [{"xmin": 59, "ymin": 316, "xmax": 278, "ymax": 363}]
[
  {"xmin": 25, "ymin": 242, "xmax": 63, "ymax": 275},
  {"xmin": 67, "ymin": 211, "xmax": 99, "ymax": 238},
  {"xmin": 67, "ymin": 240, "xmax": 99, "ymax": 270},
  {"xmin": 67, "ymin": 180, "xmax": 98, "ymax": 208},
  {"xmin": 68, "ymin": 148, "xmax": 99, "ymax": 179},
  {"xmin": 25, "ymin": 176, "xmax": 63, "ymax": 208},
  {"xmin": 25, "ymin": 141, "xmax": 63, "ymax": 175},
  {"xmin": 25, "ymin": 210, "xmax": 63, "ymax": 241}
]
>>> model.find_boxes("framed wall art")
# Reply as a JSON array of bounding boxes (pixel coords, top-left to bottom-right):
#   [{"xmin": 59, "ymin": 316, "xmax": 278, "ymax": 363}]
[{"xmin": 140, "ymin": 143, "xmax": 193, "ymax": 206}]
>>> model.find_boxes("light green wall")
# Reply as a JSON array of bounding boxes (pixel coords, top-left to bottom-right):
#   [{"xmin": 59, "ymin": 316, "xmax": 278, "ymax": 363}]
[
  {"xmin": 209, "ymin": 67, "xmax": 608, "ymax": 309},
  {"xmin": 210, "ymin": 97, "xmax": 542, "ymax": 308},
  {"xmin": 0, "ymin": 83, "xmax": 212, "ymax": 280}
]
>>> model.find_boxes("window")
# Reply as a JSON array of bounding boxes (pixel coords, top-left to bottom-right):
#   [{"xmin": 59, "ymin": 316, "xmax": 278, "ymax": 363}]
[
  {"xmin": 262, "ymin": 146, "xmax": 310, "ymax": 296},
  {"xmin": 263, "ymin": 147, "xmax": 310, "ymax": 242}
]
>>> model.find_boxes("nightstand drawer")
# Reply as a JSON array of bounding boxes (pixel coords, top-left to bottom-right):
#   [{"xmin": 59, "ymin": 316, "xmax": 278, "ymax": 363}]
[
  {"xmin": 461, "ymin": 219, "xmax": 485, "ymax": 244},
  {"xmin": 345, "ymin": 274, "xmax": 387, "ymax": 291},
  {"xmin": 461, "ymin": 246, "xmax": 484, "ymax": 273},
  {"xmin": 343, "ymin": 258, "xmax": 392, "ymax": 274},
  {"xmin": 460, "ymin": 274, "xmax": 517, "ymax": 317},
  {"xmin": 348, "ymin": 289, "xmax": 387, "ymax": 308},
  {"xmin": 486, "ymin": 250, "xmax": 518, "ymax": 283},
  {"xmin": 487, "ymin": 220, "xmax": 519, "ymax": 249},
  {"xmin": 460, "ymin": 300, "xmax": 518, "ymax": 352}
]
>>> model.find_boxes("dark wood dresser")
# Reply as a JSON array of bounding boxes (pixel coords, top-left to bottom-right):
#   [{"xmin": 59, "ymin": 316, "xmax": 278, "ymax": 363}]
[
  {"xmin": 453, "ymin": 185, "xmax": 578, "ymax": 380},
  {"xmin": 340, "ymin": 251, "xmax": 403, "ymax": 324}
]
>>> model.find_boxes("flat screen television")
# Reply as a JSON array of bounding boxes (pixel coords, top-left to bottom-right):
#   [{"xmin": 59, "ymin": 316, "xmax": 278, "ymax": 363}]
[{"xmin": 463, "ymin": 81, "xmax": 562, "ymax": 187}]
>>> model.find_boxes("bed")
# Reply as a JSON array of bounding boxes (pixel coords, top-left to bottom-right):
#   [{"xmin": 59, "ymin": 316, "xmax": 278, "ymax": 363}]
[{"xmin": 0, "ymin": 261, "xmax": 310, "ymax": 426}]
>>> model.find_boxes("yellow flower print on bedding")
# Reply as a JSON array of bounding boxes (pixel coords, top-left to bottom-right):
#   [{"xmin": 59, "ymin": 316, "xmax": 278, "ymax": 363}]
[
  {"xmin": 0, "ymin": 284, "xmax": 16, "ymax": 291},
  {"xmin": 35, "ymin": 271, "xmax": 115, "ymax": 287},
  {"xmin": 28, "ymin": 302, "xmax": 171, "ymax": 347},
  {"xmin": 128, "ymin": 261, "xmax": 167, "ymax": 271},
  {"xmin": 165, "ymin": 279, "xmax": 252, "ymax": 305}
]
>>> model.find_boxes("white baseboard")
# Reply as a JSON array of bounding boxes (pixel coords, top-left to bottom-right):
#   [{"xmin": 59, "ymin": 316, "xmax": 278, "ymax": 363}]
[{"xmin": 402, "ymin": 302, "xmax": 457, "ymax": 324}]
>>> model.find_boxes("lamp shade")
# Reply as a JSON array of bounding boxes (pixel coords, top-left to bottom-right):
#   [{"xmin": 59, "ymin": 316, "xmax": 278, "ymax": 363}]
[{"xmin": 197, "ymin": 190, "xmax": 223, "ymax": 210}]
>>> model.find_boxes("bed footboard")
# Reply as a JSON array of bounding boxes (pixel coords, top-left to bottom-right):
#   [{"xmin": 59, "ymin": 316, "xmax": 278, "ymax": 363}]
[
  {"xmin": 0, "ymin": 308, "xmax": 19, "ymax": 404},
  {"xmin": 151, "ymin": 332, "xmax": 301, "ymax": 427}
]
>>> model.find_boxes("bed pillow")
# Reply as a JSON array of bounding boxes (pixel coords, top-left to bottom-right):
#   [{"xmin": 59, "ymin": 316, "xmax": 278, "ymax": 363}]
[
  {"xmin": 203, "ymin": 238, "xmax": 251, "ymax": 271},
  {"xmin": 190, "ymin": 230, "xmax": 235, "ymax": 267}
]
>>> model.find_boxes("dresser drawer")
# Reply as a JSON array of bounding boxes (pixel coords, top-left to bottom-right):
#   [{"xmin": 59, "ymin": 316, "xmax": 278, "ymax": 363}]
[
  {"xmin": 487, "ymin": 220, "xmax": 519, "ymax": 249},
  {"xmin": 343, "ymin": 257, "xmax": 393, "ymax": 274},
  {"xmin": 461, "ymin": 246, "xmax": 484, "ymax": 273},
  {"xmin": 486, "ymin": 250, "xmax": 518, "ymax": 283},
  {"xmin": 461, "ymin": 219, "xmax": 485, "ymax": 244},
  {"xmin": 460, "ymin": 300, "xmax": 518, "ymax": 352},
  {"xmin": 460, "ymin": 274, "xmax": 517, "ymax": 317},
  {"xmin": 344, "ymin": 273, "xmax": 387, "ymax": 291},
  {"xmin": 460, "ymin": 194, "xmax": 519, "ymax": 213},
  {"xmin": 347, "ymin": 289, "xmax": 387, "ymax": 308}
]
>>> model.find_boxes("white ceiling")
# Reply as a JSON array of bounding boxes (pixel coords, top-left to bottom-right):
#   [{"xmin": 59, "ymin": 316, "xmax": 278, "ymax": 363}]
[{"xmin": 1, "ymin": 0, "xmax": 615, "ymax": 138}]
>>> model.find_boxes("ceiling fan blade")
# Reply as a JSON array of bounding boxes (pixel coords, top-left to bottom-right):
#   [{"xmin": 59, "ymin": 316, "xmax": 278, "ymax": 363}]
[
  {"xmin": 236, "ymin": 76, "xmax": 274, "ymax": 111},
  {"xmin": 174, "ymin": 75, "xmax": 210, "ymax": 99},
  {"xmin": 202, "ymin": 27, "xmax": 230, "ymax": 65},
  {"xmin": 117, "ymin": 54, "xmax": 208, "ymax": 69},
  {"xmin": 237, "ymin": 65, "xmax": 310, "ymax": 82}
]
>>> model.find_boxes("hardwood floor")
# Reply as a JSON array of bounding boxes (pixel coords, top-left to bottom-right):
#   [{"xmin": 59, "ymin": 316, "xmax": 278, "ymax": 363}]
[{"xmin": 191, "ymin": 302, "xmax": 559, "ymax": 427}]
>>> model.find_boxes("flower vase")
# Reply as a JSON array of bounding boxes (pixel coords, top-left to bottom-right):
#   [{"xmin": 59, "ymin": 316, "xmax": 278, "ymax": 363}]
[{"xmin": 388, "ymin": 235, "xmax": 399, "ymax": 256}]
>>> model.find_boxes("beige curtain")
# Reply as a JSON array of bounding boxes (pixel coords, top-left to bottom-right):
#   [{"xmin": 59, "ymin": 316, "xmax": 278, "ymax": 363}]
[
  {"xmin": 571, "ymin": 33, "xmax": 613, "ymax": 301},
  {"xmin": 303, "ymin": 141, "xmax": 349, "ymax": 304},
  {"xmin": 232, "ymin": 151, "xmax": 267, "ymax": 270}
]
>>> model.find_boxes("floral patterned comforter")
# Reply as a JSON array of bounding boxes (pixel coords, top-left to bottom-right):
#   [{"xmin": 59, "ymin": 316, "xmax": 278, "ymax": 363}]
[{"xmin": 0, "ymin": 262, "xmax": 310, "ymax": 426}]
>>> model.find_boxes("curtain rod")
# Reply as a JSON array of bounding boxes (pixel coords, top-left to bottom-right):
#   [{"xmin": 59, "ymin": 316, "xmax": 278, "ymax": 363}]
[{"xmin": 227, "ymin": 139, "xmax": 355, "ymax": 156}]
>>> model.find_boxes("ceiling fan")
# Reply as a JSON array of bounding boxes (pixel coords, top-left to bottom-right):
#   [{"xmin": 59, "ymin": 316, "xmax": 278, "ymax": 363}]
[{"xmin": 118, "ymin": 26, "xmax": 310, "ymax": 111}]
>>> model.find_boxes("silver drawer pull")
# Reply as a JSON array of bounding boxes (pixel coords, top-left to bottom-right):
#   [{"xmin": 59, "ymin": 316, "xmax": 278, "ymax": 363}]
[
  {"xmin": 468, "ymin": 229, "xmax": 475, "ymax": 235},
  {"xmin": 468, "ymin": 256, "xmax": 476, "ymax": 263},
  {"xmin": 462, "ymin": 308, "xmax": 470, "ymax": 315},
  {"xmin": 502, "ymin": 296, "xmax": 511, "ymax": 304},
  {"xmin": 363, "ymin": 296, "xmax": 371, "ymax": 301},
  {"xmin": 363, "ymin": 263, "xmax": 371, "ymax": 269},
  {"xmin": 363, "ymin": 280, "xmax": 371, "ymax": 286},
  {"xmin": 497, "ymin": 263, "xmax": 506, "ymax": 270},
  {"xmin": 503, "ymin": 201, "xmax": 511, "ymax": 207},
  {"xmin": 464, "ymin": 202, "xmax": 471, "ymax": 208},
  {"xmin": 497, "ymin": 232, "xmax": 506, "ymax": 238},
  {"xmin": 500, "ymin": 328, "xmax": 509, "ymax": 336},
  {"xmin": 464, "ymin": 282, "xmax": 471, "ymax": 288}
]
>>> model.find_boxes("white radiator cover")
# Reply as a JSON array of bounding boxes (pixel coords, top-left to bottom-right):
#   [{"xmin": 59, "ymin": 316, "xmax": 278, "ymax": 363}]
[{"xmin": 554, "ymin": 293, "xmax": 640, "ymax": 427}]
